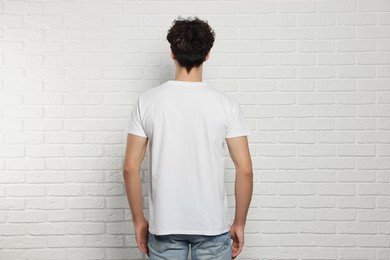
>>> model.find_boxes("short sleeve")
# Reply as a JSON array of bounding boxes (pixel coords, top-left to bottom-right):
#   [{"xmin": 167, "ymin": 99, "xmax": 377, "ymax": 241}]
[
  {"xmin": 226, "ymin": 98, "xmax": 250, "ymax": 138},
  {"xmin": 127, "ymin": 98, "xmax": 147, "ymax": 138}
]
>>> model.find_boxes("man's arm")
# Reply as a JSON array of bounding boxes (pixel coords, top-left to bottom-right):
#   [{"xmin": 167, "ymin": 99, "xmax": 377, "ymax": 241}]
[
  {"xmin": 123, "ymin": 134, "xmax": 149, "ymax": 255},
  {"xmin": 226, "ymin": 136, "xmax": 253, "ymax": 259}
]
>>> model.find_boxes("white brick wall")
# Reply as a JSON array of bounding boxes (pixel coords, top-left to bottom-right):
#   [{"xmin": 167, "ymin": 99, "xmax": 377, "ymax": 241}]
[{"xmin": 1, "ymin": 0, "xmax": 390, "ymax": 259}]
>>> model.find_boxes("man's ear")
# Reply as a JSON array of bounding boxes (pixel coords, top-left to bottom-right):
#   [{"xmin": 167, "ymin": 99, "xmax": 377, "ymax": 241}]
[
  {"xmin": 170, "ymin": 48, "xmax": 175, "ymax": 60},
  {"xmin": 204, "ymin": 51, "xmax": 210, "ymax": 62}
]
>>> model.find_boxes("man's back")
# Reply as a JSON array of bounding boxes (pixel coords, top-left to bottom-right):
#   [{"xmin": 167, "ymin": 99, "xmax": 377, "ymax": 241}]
[
  {"xmin": 127, "ymin": 80, "xmax": 250, "ymax": 235},
  {"xmin": 123, "ymin": 16, "xmax": 252, "ymax": 259}
]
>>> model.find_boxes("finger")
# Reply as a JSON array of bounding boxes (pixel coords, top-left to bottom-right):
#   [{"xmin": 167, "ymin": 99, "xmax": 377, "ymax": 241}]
[
  {"xmin": 138, "ymin": 242, "xmax": 147, "ymax": 255},
  {"xmin": 232, "ymin": 242, "xmax": 242, "ymax": 258}
]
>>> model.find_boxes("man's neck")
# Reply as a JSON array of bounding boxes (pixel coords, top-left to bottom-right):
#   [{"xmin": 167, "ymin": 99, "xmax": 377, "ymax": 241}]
[{"xmin": 174, "ymin": 64, "xmax": 203, "ymax": 82}]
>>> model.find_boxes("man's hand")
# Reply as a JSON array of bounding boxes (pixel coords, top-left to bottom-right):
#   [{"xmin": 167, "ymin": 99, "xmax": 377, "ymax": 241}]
[
  {"xmin": 230, "ymin": 223, "xmax": 244, "ymax": 259},
  {"xmin": 134, "ymin": 219, "xmax": 149, "ymax": 256}
]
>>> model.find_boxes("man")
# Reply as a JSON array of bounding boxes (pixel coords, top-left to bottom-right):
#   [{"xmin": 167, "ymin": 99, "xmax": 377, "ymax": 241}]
[{"xmin": 123, "ymin": 16, "xmax": 253, "ymax": 260}]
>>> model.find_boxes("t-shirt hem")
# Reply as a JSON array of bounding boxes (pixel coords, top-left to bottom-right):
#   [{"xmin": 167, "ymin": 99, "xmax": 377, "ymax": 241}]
[
  {"xmin": 149, "ymin": 226, "xmax": 230, "ymax": 236},
  {"xmin": 226, "ymin": 130, "xmax": 251, "ymax": 139},
  {"xmin": 127, "ymin": 131, "xmax": 147, "ymax": 138}
]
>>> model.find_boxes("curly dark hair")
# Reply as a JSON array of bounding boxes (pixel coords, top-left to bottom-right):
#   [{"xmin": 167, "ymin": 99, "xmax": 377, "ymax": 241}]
[{"xmin": 166, "ymin": 16, "xmax": 215, "ymax": 73}]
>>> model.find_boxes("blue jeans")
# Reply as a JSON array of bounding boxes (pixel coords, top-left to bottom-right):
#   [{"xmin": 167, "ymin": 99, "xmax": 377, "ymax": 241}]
[{"xmin": 148, "ymin": 231, "xmax": 232, "ymax": 260}]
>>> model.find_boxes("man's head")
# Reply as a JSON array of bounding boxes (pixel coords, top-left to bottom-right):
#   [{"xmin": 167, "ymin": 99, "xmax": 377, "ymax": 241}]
[{"xmin": 167, "ymin": 16, "xmax": 215, "ymax": 73}]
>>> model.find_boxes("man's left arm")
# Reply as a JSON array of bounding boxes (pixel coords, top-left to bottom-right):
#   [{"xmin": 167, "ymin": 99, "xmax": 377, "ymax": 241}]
[{"xmin": 123, "ymin": 133, "xmax": 149, "ymax": 256}]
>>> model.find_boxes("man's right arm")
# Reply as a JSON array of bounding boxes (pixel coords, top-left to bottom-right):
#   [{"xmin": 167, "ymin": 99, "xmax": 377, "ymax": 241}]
[{"xmin": 226, "ymin": 136, "xmax": 253, "ymax": 259}]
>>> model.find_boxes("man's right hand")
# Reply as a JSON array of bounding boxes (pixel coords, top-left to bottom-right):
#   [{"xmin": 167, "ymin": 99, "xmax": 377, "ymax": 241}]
[
  {"xmin": 230, "ymin": 223, "xmax": 244, "ymax": 259},
  {"xmin": 134, "ymin": 218, "xmax": 149, "ymax": 256}
]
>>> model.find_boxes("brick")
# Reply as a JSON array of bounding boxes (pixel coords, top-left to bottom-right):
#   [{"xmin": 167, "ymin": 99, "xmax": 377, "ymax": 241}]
[
  {"xmin": 0, "ymin": 15, "xmax": 23, "ymax": 27},
  {"xmin": 378, "ymin": 197, "xmax": 390, "ymax": 208},
  {"xmin": 319, "ymin": 0, "xmax": 356, "ymax": 12},
  {"xmin": 297, "ymin": 145, "xmax": 336, "ymax": 156},
  {"xmin": 239, "ymin": 54, "xmax": 277, "ymax": 66},
  {"xmin": 48, "ymin": 236, "xmax": 84, "ymax": 248},
  {"xmin": 297, "ymin": 14, "xmax": 336, "ymax": 26},
  {"xmin": 300, "ymin": 222, "xmax": 337, "ymax": 234},
  {"xmin": 337, "ymin": 170, "xmax": 376, "ymax": 182},
  {"xmin": 298, "ymin": 196, "xmax": 335, "ymax": 208},
  {"xmin": 280, "ymin": 234, "xmax": 317, "ymax": 246},
  {"xmin": 277, "ymin": 157, "xmax": 316, "ymax": 170},
  {"xmin": 337, "ymin": 66, "xmax": 376, "ymax": 78},
  {"xmin": 255, "ymin": 145, "xmax": 296, "ymax": 157},
  {"xmin": 318, "ymin": 184, "xmax": 355, "ymax": 195},
  {"xmin": 358, "ymin": 0, "xmax": 390, "ymax": 11},
  {"xmin": 220, "ymin": 67, "xmax": 257, "ymax": 79},
  {"xmin": 319, "ymin": 209, "xmax": 357, "ymax": 221},
  {"xmin": 0, "ymin": 224, "xmax": 26, "ymax": 235},
  {"xmin": 259, "ymin": 41, "xmax": 296, "ymax": 52},
  {"xmin": 0, "ymin": 198, "xmax": 24, "ymax": 210},
  {"xmin": 316, "ymin": 105, "xmax": 355, "ymax": 117},
  {"xmin": 337, "ymin": 196, "xmax": 375, "ymax": 209},
  {"xmin": 26, "ymin": 198, "xmax": 66, "ymax": 210},
  {"xmin": 357, "ymin": 27, "xmax": 390, "ymax": 39},
  {"xmin": 240, "ymin": 27, "xmax": 277, "ymax": 40},
  {"xmin": 300, "ymin": 248, "xmax": 337, "ymax": 259},
  {"xmin": 220, "ymin": 41, "xmax": 258, "ymax": 53},
  {"xmin": 258, "ymin": 14, "xmax": 296, "ymax": 26},
  {"xmin": 85, "ymin": 235, "xmax": 123, "ymax": 247},
  {"xmin": 379, "ymin": 11, "xmax": 390, "ymax": 24},
  {"xmin": 358, "ymin": 235, "xmax": 390, "ymax": 247},
  {"xmin": 28, "ymin": 223, "xmax": 66, "ymax": 235},
  {"xmin": 339, "ymin": 249, "xmax": 376, "ymax": 260},
  {"xmin": 279, "ymin": 209, "xmax": 316, "ymax": 221},
  {"xmin": 359, "ymin": 210, "xmax": 390, "ymax": 221},
  {"xmin": 259, "ymin": 67, "xmax": 296, "ymax": 79},
  {"xmin": 84, "ymin": 1, "xmax": 121, "ymax": 14},
  {"xmin": 278, "ymin": 0, "xmax": 317, "ymax": 13},
  {"xmin": 318, "ymin": 53, "xmax": 355, "ymax": 65},
  {"xmin": 278, "ymin": 131, "xmax": 315, "ymax": 144},
  {"xmin": 6, "ymin": 237, "xmax": 46, "ymax": 249},
  {"xmin": 85, "ymin": 210, "xmax": 124, "ymax": 222},
  {"xmin": 239, "ymin": 1, "xmax": 277, "ymax": 14},
  {"xmin": 68, "ymin": 197, "xmax": 105, "ymax": 209},
  {"xmin": 359, "ymin": 53, "xmax": 390, "ymax": 65},
  {"xmin": 47, "ymin": 210, "xmax": 84, "ymax": 222},
  {"xmin": 7, "ymin": 211, "xmax": 45, "ymax": 223},
  {"xmin": 278, "ymin": 184, "xmax": 316, "ymax": 195},
  {"xmin": 297, "ymin": 93, "xmax": 335, "ymax": 104},
  {"xmin": 339, "ymin": 222, "xmax": 377, "ymax": 234},
  {"xmin": 377, "ymin": 40, "xmax": 390, "ymax": 51},
  {"xmin": 45, "ymin": 1, "xmax": 83, "ymax": 13},
  {"xmin": 64, "ymin": 15, "xmax": 102, "ymax": 27},
  {"xmin": 68, "ymin": 223, "xmax": 105, "ymax": 235},
  {"xmin": 261, "ymin": 221, "xmax": 298, "ymax": 234},
  {"xmin": 360, "ymin": 79, "xmax": 390, "ymax": 92},
  {"xmin": 220, "ymin": 15, "xmax": 257, "ymax": 27},
  {"xmin": 7, "ymin": 185, "xmax": 45, "ymax": 197},
  {"xmin": 297, "ymin": 119, "xmax": 335, "ymax": 131},
  {"xmin": 338, "ymin": 145, "xmax": 376, "ymax": 157},
  {"xmin": 279, "ymin": 54, "xmax": 316, "ymax": 66},
  {"xmin": 278, "ymin": 79, "xmax": 315, "ymax": 92},
  {"xmin": 317, "ymin": 235, "xmax": 357, "ymax": 247},
  {"xmin": 339, "ymin": 14, "xmax": 377, "ymax": 26},
  {"xmin": 317, "ymin": 27, "xmax": 355, "ymax": 39},
  {"xmin": 358, "ymin": 184, "xmax": 390, "ymax": 195},
  {"xmin": 299, "ymin": 40, "xmax": 335, "ymax": 52}
]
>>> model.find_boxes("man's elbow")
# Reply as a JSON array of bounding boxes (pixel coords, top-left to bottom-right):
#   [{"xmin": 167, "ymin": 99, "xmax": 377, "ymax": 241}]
[
  {"xmin": 237, "ymin": 166, "xmax": 253, "ymax": 179},
  {"xmin": 123, "ymin": 166, "xmax": 140, "ymax": 176}
]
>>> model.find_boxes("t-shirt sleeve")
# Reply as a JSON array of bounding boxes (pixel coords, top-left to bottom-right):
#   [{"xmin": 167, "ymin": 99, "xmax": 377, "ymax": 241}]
[
  {"xmin": 226, "ymin": 98, "xmax": 251, "ymax": 138},
  {"xmin": 127, "ymin": 98, "xmax": 147, "ymax": 138}
]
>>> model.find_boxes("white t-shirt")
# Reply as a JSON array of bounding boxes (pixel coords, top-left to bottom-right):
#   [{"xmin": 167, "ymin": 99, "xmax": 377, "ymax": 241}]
[{"xmin": 127, "ymin": 80, "xmax": 250, "ymax": 235}]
